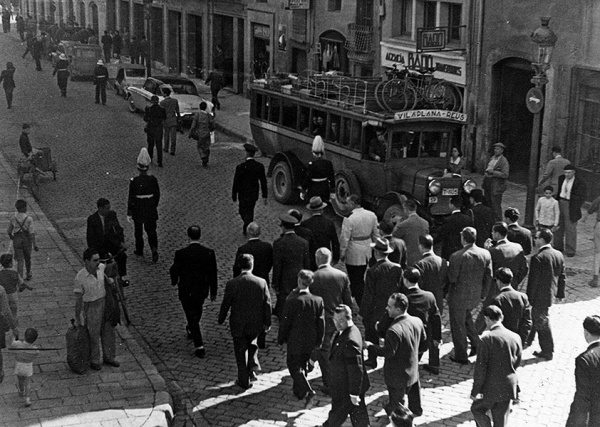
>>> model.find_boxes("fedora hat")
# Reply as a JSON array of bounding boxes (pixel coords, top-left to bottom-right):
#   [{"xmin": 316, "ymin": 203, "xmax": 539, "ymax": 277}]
[
  {"xmin": 306, "ymin": 196, "xmax": 327, "ymax": 210},
  {"xmin": 370, "ymin": 237, "xmax": 393, "ymax": 253}
]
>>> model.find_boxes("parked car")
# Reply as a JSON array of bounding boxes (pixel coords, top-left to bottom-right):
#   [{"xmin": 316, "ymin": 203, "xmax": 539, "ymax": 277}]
[
  {"xmin": 49, "ymin": 41, "xmax": 102, "ymax": 80},
  {"xmin": 111, "ymin": 64, "xmax": 147, "ymax": 97},
  {"xmin": 126, "ymin": 76, "xmax": 213, "ymax": 124}
]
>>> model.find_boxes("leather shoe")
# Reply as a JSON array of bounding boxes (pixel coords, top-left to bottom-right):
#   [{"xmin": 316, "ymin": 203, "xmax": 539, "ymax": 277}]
[
  {"xmin": 533, "ymin": 351, "xmax": 553, "ymax": 360},
  {"xmin": 363, "ymin": 358, "xmax": 378, "ymax": 369},
  {"xmin": 90, "ymin": 363, "xmax": 102, "ymax": 371},
  {"xmin": 235, "ymin": 380, "xmax": 252, "ymax": 390},
  {"xmin": 422, "ymin": 364, "xmax": 439, "ymax": 375},
  {"xmin": 306, "ymin": 359, "xmax": 315, "ymax": 373},
  {"xmin": 469, "ymin": 347, "xmax": 477, "ymax": 357},
  {"xmin": 449, "ymin": 355, "xmax": 469, "ymax": 365},
  {"xmin": 304, "ymin": 390, "xmax": 316, "ymax": 408},
  {"xmin": 195, "ymin": 348, "xmax": 206, "ymax": 359},
  {"xmin": 249, "ymin": 371, "xmax": 258, "ymax": 382},
  {"xmin": 103, "ymin": 359, "xmax": 120, "ymax": 368},
  {"xmin": 152, "ymin": 251, "xmax": 159, "ymax": 263},
  {"xmin": 120, "ymin": 279, "xmax": 130, "ymax": 288}
]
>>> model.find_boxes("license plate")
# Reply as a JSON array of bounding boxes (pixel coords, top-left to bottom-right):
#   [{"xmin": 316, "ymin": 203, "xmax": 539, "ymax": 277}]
[
  {"xmin": 429, "ymin": 196, "xmax": 438, "ymax": 203},
  {"xmin": 442, "ymin": 188, "xmax": 459, "ymax": 196}
]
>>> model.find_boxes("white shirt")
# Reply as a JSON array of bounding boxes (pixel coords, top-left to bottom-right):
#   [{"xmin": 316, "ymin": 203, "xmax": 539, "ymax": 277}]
[
  {"xmin": 535, "ymin": 197, "xmax": 560, "ymax": 226},
  {"xmin": 560, "ymin": 178, "xmax": 574, "ymax": 200},
  {"xmin": 74, "ymin": 263, "xmax": 106, "ymax": 302}
]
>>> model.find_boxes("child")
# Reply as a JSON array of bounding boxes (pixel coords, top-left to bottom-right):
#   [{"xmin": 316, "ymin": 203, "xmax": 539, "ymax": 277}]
[
  {"xmin": 535, "ymin": 185, "xmax": 560, "ymax": 231},
  {"xmin": 11, "ymin": 328, "xmax": 39, "ymax": 407},
  {"xmin": 7, "ymin": 199, "xmax": 39, "ymax": 281},
  {"xmin": 584, "ymin": 194, "xmax": 600, "ymax": 287},
  {"xmin": 0, "ymin": 253, "xmax": 33, "ymax": 325}
]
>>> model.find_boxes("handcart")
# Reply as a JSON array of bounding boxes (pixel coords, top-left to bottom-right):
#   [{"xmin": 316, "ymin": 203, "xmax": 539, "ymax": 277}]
[{"xmin": 17, "ymin": 147, "xmax": 58, "ymax": 200}]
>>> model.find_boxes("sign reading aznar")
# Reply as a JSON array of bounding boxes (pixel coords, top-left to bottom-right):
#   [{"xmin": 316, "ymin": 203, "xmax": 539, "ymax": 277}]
[{"xmin": 394, "ymin": 110, "xmax": 467, "ymax": 123}]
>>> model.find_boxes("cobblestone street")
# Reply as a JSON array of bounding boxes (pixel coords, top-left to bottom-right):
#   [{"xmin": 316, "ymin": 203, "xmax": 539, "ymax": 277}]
[{"xmin": 0, "ymin": 31, "xmax": 599, "ymax": 427}]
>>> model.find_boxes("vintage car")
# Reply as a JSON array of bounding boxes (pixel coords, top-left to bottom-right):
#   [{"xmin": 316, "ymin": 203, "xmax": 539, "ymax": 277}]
[
  {"xmin": 111, "ymin": 64, "xmax": 147, "ymax": 97},
  {"xmin": 126, "ymin": 76, "xmax": 213, "ymax": 124},
  {"xmin": 50, "ymin": 41, "xmax": 102, "ymax": 80}
]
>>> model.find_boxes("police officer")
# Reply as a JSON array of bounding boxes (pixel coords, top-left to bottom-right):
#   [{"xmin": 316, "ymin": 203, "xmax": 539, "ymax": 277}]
[
  {"xmin": 127, "ymin": 148, "xmax": 160, "ymax": 263},
  {"xmin": 302, "ymin": 136, "xmax": 335, "ymax": 204},
  {"xmin": 93, "ymin": 59, "xmax": 109, "ymax": 105},
  {"xmin": 53, "ymin": 53, "xmax": 69, "ymax": 97},
  {"xmin": 231, "ymin": 143, "xmax": 268, "ymax": 235}
]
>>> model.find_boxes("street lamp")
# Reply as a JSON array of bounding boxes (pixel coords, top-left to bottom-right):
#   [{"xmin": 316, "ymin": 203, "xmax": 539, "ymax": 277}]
[{"xmin": 524, "ymin": 17, "xmax": 558, "ymax": 228}]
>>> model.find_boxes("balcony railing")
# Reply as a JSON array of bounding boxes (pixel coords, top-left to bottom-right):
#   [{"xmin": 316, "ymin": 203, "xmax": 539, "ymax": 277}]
[{"xmin": 346, "ymin": 23, "xmax": 373, "ymax": 53}]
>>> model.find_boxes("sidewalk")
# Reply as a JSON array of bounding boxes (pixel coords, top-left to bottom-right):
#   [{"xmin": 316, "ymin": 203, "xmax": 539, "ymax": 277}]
[{"xmin": 0, "ymin": 155, "xmax": 172, "ymax": 426}]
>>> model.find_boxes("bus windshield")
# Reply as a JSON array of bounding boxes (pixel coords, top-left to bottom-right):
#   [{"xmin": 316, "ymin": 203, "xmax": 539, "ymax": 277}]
[{"xmin": 389, "ymin": 130, "xmax": 454, "ymax": 160}]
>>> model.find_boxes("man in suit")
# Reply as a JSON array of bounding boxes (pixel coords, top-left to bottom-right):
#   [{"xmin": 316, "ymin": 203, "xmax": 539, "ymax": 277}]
[
  {"xmin": 278, "ymin": 270, "xmax": 325, "ymax": 407},
  {"xmin": 471, "ymin": 305, "xmax": 522, "ymax": 427},
  {"xmin": 159, "ymin": 87, "xmax": 180, "ymax": 155},
  {"xmin": 361, "ymin": 237, "xmax": 403, "ymax": 368},
  {"xmin": 402, "ymin": 268, "xmax": 442, "ymax": 376},
  {"xmin": 504, "ymin": 208, "xmax": 533, "ymax": 256},
  {"xmin": 392, "ymin": 198, "xmax": 429, "ymax": 267},
  {"xmin": 169, "ymin": 225, "xmax": 217, "ymax": 358},
  {"xmin": 232, "ymin": 222, "xmax": 273, "ymax": 284},
  {"xmin": 526, "ymin": 228, "xmax": 565, "ymax": 360},
  {"xmin": 482, "ymin": 142, "xmax": 510, "ymax": 221},
  {"xmin": 538, "ymin": 146, "xmax": 570, "ymax": 196},
  {"xmin": 566, "ymin": 315, "xmax": 600, "ymax": 427},
  {"xmin": 371, "ymin": 292, "xmax": 427, "ymax": 416},
  {"xmin": 289, "ymin": 209, "xmax": 318, "ymax": 270},
  {"xmin": 232, "ymin": 143, "xmax": 268, "ymax": 235},
  {"xmin": 438, "ymin": 196, "xmax": 473, "ymax": 260},
  {"xmin": 490, "ymin": 267, "xmax": 532, "ymax": 346},
  {"xmin": 310, "ymin": 248, "xmax": 353, "ymax": 395},
  {"xmin": 86, "ymin": 198, "xmax": 128, "ymax": 285},
  {"xmin": 218, "ymin": 254, "xmax": 271, "ymax": 389},
  {"xmin": 414, "ymin": 234, "xmax": 447, "ymax": 317},
  {"xmin": 447, "ymin": 227, "xmax": 493, "ymax": 364},
  {"xmin": 143, "ymin": 95, "xmax": 166, "ymax": 166},
  {"xmin": 555, "ymin": 165, "xmax": 587, "ymax": 257},
  {"xmin": 339, "ymin": 194, "xmax": 379, "ymax": 305},
  {"xmin": 302, "ymin": 197, "xmax": 340, "ymax": 264},
  {"xmin": 378, "ymin": 220, "xmax": 407, "ymax": 268},
  {"xmin": 273, "ymin": 214, "xmax": 310, "ymax": 318},
  {"xmin": 469, "ymin": 189, "xmax": 496, "ymax": 248},
  {"xmin": 321, "ymin": 304, "xmax": 370, "ymax": 427}
]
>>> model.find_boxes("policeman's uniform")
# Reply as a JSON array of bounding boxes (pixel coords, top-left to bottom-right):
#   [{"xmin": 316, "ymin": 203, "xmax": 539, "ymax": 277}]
[
  {"xmin": 303, "ymin": 136, "xmax": 334, "ymax": 203},
  {"xmin": 93, "ymin": 59, "xmax": 109, "ymax": 105},
  {"xmin": 127, "ymin": 148, "xmax": 160, "ymax": 261}
]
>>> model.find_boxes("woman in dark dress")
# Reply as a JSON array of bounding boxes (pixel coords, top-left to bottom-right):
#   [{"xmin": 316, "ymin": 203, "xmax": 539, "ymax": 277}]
[
  {"xmin": 0, "ymin": 62, "xmax": 16, "ymax": 109},
  {"xmin": 302, "ymin": 136, "xmax": 335, "ymax": 203},
  {"xmin": 52, "ymin": 53, "xmax": 70, "ymax": 97}
]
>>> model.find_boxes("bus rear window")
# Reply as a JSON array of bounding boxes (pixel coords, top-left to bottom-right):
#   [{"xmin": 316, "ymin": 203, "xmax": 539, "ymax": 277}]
[
  {"xmin": 269, "ymin": 97, "xmax": 281, "ymax": 124},
  {"xmin": 282, "ymin": 99, "xmax": 297, "ymax": 129},
  {"xmin": 255, "ymin": 93, "xmax": 264, "ymax": 119}
]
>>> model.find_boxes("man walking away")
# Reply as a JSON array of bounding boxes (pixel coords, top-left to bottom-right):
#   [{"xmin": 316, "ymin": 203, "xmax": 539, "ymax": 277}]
[
  {"xmin": 504, "ymin": 208, "xmax": 533, "ymax": 256},
  {"xmin": 438, "ymin": 196, "xmax": 472, "ymax": 260},
  {"xmin": 160, "ymin": 88, "xmax": 180, "ymax": 155},
  {"xmin": 101, "ymin": 30, "xmax": 112, "ymax": 61},
  {"xmin": 232, "ymin": 222, "xmax": 273, "ymax": 284},
  {"xmin": 170, "ymin": 225, "xmax": 217, "ymax": 359},
  {"xmin": 538, "ymin": 146, "xmax": 570, "ymax": 196},
  {"xmin": 0, "ymin": 62, "xmax": 16, "ymax": 109},
  {"xmin": 205, "ymin": 69, "xmax": 224, "ymax": 111},
  {"xmin": 302, "ymin": 197, "xmax": 340, "ymax": 264},
  {"xmin": 468, "ymin": 189, "xmax": 495, "ymax": 248},
  {"xmin": 188, "ymin": 101, "xmax": 214, "ymax": 167},
  {"xmin": 392, "ymin": 198, "xmax": 429, "ymax": 267},
  {"xmin": 31, "ymin": 37, "xmax": 43, "ymax": 71},
  {"xmin": 414, "ymin": 234, "xmax": 447, "ymax": 318},
  {"xmin": 144, "ymin": 95, "xmax": 166, "ymax": 167},
  {"xmin": 93, "ymin": 59, "xmax": 109, "ymax": 105}
]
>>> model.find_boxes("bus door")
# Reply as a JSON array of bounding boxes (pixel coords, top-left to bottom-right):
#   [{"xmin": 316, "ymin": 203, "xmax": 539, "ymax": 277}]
[{"xmin": 356, "ymin": 124, "xmax": 389, "ymax": 200}]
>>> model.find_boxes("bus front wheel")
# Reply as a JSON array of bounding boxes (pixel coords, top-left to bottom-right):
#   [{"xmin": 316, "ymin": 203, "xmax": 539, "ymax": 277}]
[
  {"xmin": 331, "ymin": 170, "xmax": 361, "ymax": 217},
  {"xmin": 271, "ymin": 161, "xmax": 296, "ymax": 204}
]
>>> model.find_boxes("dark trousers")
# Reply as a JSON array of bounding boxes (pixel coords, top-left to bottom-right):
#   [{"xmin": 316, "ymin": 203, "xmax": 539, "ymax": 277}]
[
  {"xmin": 133, "ymin": 218, "xmax": 158, "ymax": 254},
  {"xmin": 287, "ymin": 352, "xmax": 313, "ymax": 399},
  {"xmin": 95, "ymin": 83, "xmax": 106, "ymax": 104},
  {"xmin": 387, "ymin": 381, "xmax": 422, "ymax": 417},
  {"xmin": 211, "ymin": 90, "xmax": 220, "ymax": 110},
  {"xmin": 180, "ymin": 298, "xmax": 205, "ymax": 348},
  {"xmin": 238, "ymin": 199, "xmax": 256, "ymax": 234},
  {"xmin": 324, "ymin": 393, "xmax": 370, "ymax": 427},
  {"xmin": 146, "ymin": 127, "xmax": 163, "ymax": 165},
  {"xmin": 346, "ymin": 264, "xmax": 367, "ymax": 306},
  {"xmin": 103, "ymin": 48, "xmax": 111, "ymax": 61},
  {"xmin": 449, "ymin": 305, "xmax": 478, "ymax": 360},
  {"xmin": 4, "ymin": 87, "xmax": 13, "ymax": 108},
  {"xmin": 100, "ymin": 244, "xmax": 127, "ymax": 277},
  {"xmin": 233, "ymin": 334, "xmax": 259, "ymax": 387},
  {"xmin": 34, "ymin": 56, "xmax": 42, "ymax": 71},
  {"xmin": 528, "ymin": 306, "xmax": 553, "ymax": 354},
  {"xmin": 312, "ymin": 320, "xmax": 336, "ymax": 388},
  {"xmin": 471, "ymin": 398, "xmax": 511, "ymax": 427},
  {"xmin": 419, "ymin": 335, "xmax": 440, "ymax": 368}
]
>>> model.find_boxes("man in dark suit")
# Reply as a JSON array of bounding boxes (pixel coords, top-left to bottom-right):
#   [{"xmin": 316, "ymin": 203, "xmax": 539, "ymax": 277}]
[
  {"xmin": 86, "ymin": 198, "xmax": 128, "ymax": 285},
  {"xmin": 490, "ymin": 267, "xmax": 532, "ymax": 346},
  {"xmin": 361, "ymin": 238, "xmax": 402, "ymax": 367},
  {"xmin": 414, "ymin": 234, "xmax": 448, "ymax": 317},
  {"xmin": 232, "ymin": 222, "xmax": 273, "ymax": 284},
  {"xmin": 471, "ymin": 305, "xmax": 522, "ymax": 427},
  {"xmin": 503, "ymin": 207, "xmax": 533, "ymax": 256},
  {"xmin": 321, "ymin": 304, "xmax": 370, "ymax": 427},
  {"xmin": 302, "ymin": 197, "xmax": 340, "ymax": 264},
  {"xmin": 278, "ymin": 270, "xmax": 325, "ymax": 407},
  {"xmin": 469, "ymin": 189, "xmax": 496, "ymax": 248},
  {"xmin": 371, "ymin": 292, "xmax": 427, "ymax": 416},
  {"xmin": 438, "ymin": 196, "xmax": 473, "ymax": 260},
  {"xmin": 288, "ymin": 209, "xmax": 318, "ymax": 270},
  {"xmin": 392, "ymin": 198, "xmax": 429, "ymax": 267},
  {"xmin": 555, "ymin": 164, "xmax": 587, "ymax": 257},
  {"xmin": 402, "ymin": 268, "xmax": 442, "ymax": 376},
  {"xmin": 526, "ymin": 228, "xmax": 565, "ymax": 360},
  {"xmin": 218, "ymin": 254, "xmax": 271, "ymax": 389},
  {"xmin": 566, "ymin": 315, "xmax": 600, "ymax": 427},
  {"xmin": 273, "ymin": 214, "xmax": 311, "ymax": 318},
  {"xmin": 378, "ymin": 220, "xmax": 407, "ymax": 268},
  {"xmin": 447, "ymin": 227, "xmax": 493, "ymax": 364},
  {"xmin": 310, "ymin": 248, "xmax": 353, "ymax": 395},
  {"xmin": 232, "ymin": 143, "xmax": 268, "ymax": 235},
  {"xmin": 169, "ymin": 225, "xmax": 217, "ymax": 358}
]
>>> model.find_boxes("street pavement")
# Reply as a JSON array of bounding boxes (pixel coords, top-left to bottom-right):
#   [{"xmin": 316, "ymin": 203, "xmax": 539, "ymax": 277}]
[{"xmin": 0, "ymin": 29, "xmax": 599, "ymax": 427}]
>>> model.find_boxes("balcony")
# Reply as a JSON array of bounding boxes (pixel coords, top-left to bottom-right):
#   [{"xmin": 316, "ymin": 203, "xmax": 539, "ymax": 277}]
[{"xmin": 346, "ymin": 23, "xmax": 374, "ymax": 63}]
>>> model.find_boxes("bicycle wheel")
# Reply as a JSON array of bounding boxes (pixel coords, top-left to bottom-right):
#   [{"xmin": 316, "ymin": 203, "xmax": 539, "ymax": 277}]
[
  {"xmin": 427, "ymin": 82, "xmax": 459, "ymax": 111},
  {"xmin": 116, "ymin": 279, "xmax": 131, "ymax": 326},
  {"xmin": 381, "ymin": 80, "xmax": 409, "ymax": 111},
  {"xmin": 374, "ymin": 81, "xmax": 388, "ymax": 111}
]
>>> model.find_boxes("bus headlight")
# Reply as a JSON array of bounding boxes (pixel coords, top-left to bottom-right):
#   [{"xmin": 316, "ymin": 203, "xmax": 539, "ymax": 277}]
[
  {"xmin": 463, "ymin": 179, "xmax": 477, "ymax": 194},
  {"xmin": 428, "ymin": 179, "xmax": 442, "ymax": 196}
]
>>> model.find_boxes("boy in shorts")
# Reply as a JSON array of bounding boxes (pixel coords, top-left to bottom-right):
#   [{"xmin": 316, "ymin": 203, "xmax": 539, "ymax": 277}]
[{"xmin": 11, "ymin": 328, "xmax": 39, "ymax": 407}]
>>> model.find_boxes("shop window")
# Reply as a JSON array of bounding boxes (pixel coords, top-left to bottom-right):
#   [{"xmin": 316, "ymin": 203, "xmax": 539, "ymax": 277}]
[
  {"xmin": 327, "ymin": 114, "xmax": 341, "ymax": 144},
  {"xmin": 282, "ymin": 99, "xmax": 298, "ymax": 129},
  {"xmin": 311, "ymin": 109, "xmax": 326, "ymax": 137},
  {"xmin": 269, "ymin": 97, "xmax": 281, "ymax": 124},
  {"xmin": 578, "ymin": 93, "xmax": 600, "ymax": 172},
  {"xmin": 392, "ymin": 0, "xmax": 413, "ymax": 38},
  {"xmin": 424, "ymin": 2, "xmax": 436, "ymax": 29},
  {"xmin": 328, "ymin": 0, "xmax": 342, "ymax": 11},
  {"xmin": 299, "ymin": 106, "xmax": 311, "ymax": 134},
  {"xmin": 439, "ymin": 2, "xmax": 462, "ymax": 43}
]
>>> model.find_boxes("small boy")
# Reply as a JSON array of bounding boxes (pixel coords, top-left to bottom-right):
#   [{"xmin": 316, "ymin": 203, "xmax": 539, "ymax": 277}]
[
  {"xmin": 0, "ymin": 254, "xmax": 33, "ymax": 325},
  {"xmin": 535, "ymin": 185, "xmax": 560, "ymax": 231},
  {"xmin": 11, "ymin": 328, "xmax": 40, "ymax": 407}
]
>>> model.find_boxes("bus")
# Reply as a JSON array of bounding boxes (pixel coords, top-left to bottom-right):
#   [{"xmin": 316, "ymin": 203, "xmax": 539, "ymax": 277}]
[{"xmin": 249, "ymin": 72, "xmax": 476, "ymax": 223}]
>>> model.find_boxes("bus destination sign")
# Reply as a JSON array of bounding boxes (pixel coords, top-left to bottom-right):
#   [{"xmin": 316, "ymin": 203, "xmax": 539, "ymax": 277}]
[{"xmin": 394, "ymin": 109, "xmax": 467, "ymax": 123}]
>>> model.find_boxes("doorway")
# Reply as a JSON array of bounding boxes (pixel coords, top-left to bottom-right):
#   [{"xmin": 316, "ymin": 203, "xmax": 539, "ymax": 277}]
[
  {"xmin": 491, "ymin": 58, "xmax": 534, "ymax": 185},
  {"xmin": 186, "ymin": 13, "xmax": 202, "ymax": 77}
]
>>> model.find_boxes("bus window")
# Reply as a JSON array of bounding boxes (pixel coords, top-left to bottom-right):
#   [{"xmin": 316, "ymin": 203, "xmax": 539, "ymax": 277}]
[
  {"xmin": 390, "ymin": 131, "xmax": 417, "ymax": 159},
  {"xmin": 327, "ymin": 114, "xmax": 341, "ymax": 144},
  {"xmin": 345, "ymin": 119, "xmax": 361, "ymax": 152},
  {"xmin": 269, "ymin": 97, "xmax": 281, "ymax": 124},
  {"xmin": 311, "ymin": 109, "xmax": 326, "ymax": 137},
  {"xmin": 255, "ymin": 93, "xmax": 264, "ymax": 120},
  {"xmin": 300, "ymin": 106, "xmax": 310, "ymax": 134},
  {"xmin": 390, "ymin": 131, "xmax": 449, "ymax": 158},
  {"xmin": 364, "ymin": 126, "xmax": 386, "ymax": 162},
  {"xmin": 282, "ymin": 99, "xmax": 298, "ymax": 129}
]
